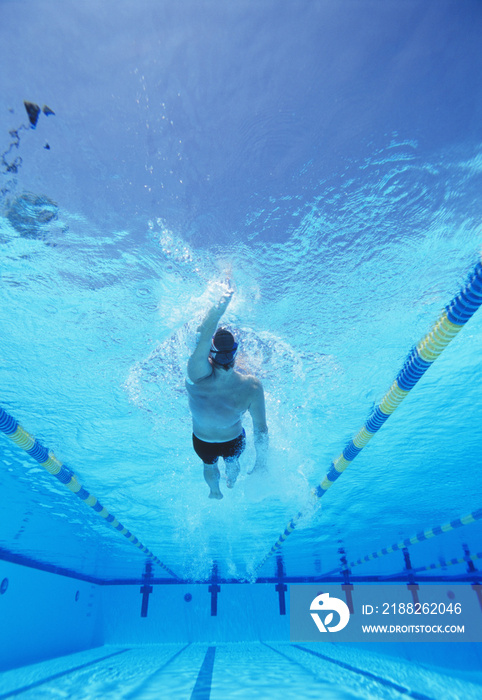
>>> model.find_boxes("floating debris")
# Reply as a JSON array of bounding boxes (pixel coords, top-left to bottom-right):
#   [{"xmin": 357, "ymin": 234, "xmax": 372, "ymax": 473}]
[
  {"xmin": 24, "ymin": 101, "xmax": 41, "ymax": 128},
  {"xmin": 2, "ymin": 101, "xmax": 56, "ymax": 199},
  {"xmin": 6, "ymin": 192, "xmax": 59, "ymax": 238},
  {"xmin": 1, "ymin": 128, "xmax": 22, "ymax": 175},
  {"xmin": 22, "ymin": 101, "xmax": 55, "ymax": 128}
]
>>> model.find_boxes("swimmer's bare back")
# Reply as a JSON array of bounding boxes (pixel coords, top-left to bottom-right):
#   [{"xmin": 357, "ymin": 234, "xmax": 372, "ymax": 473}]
[
  {"xmin": 186, "ymin": 371, "xmax": 263, "ymax": 442},
  {"xmin": 186, "ymin": 285, "xmax": 268, "ymax": 499}
]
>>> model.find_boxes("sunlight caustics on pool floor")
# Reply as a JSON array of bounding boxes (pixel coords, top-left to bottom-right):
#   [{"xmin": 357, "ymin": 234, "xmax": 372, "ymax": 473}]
[{"xmin": 0, "ymin": 643, "xmax": 481, "ymax": 700}]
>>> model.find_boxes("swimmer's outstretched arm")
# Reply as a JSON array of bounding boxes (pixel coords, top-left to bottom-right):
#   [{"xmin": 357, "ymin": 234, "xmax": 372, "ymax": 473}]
[
  {"xmin": 187, "ymin": 288, "xmax": 234, "ymax": 383},
  {"xmin": 248, "ymin": 380, "xmax": 269, "ymax": 473}
]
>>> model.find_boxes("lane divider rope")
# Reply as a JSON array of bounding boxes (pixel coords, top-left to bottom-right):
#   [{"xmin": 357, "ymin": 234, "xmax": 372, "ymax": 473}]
[
  {"xmin": 0, "ymin": 408, "xmax": 180, "ymax": 580},
  {"xmin": 324, "ymin": 506, "xmax": 482, "ymax": 575},
  {"xmin": 381, "ymin": 550, "xmax": 482, "ymax": 580},
  {"xmin": 255, "ymin": 254, "xmax": 482, "ymax": 572},
  {"xmin": 411, "ymin": 550, "xmax": 482, "ymax": 575}
]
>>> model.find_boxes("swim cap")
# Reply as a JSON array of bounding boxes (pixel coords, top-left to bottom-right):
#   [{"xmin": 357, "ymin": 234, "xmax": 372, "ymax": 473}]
[{"xmin": 210, "ymin": 328, "xmax": 238, "ymax": 366}]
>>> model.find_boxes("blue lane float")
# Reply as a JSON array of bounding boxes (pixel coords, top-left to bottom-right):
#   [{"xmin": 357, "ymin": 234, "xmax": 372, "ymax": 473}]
[
  {"xmin": 0, "ymin": 407, "xmax": 180, "ymax": 580},
  {"xmin": 321, "ymin": 507, "xmax": 482, "ymax": 576},
  {"xmin": 255, "ymin": 255, "xmax": 482, "ymax": 573},
  {"xmin": 411, "ymin": 550, "xmax": 482, "ymax": 575}
]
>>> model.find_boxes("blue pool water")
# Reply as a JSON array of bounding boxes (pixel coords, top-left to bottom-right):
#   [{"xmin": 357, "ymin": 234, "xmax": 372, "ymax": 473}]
[{"xmin": 1, "ymin": 1, "xmax": 482, "ymax": 697}]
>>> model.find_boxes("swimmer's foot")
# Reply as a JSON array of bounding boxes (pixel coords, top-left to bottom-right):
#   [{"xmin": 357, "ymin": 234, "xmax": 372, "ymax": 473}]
[
  {"xmin": 225, "ymin": 461, "xmax": 240, "ymax": 489},
  {"xmin": 248, "ymin": 463, "xmax": 268, "ymax": 476},
  {"xmin": 204, "ymin": 464, "xmax": 223, "ymax": 499}
]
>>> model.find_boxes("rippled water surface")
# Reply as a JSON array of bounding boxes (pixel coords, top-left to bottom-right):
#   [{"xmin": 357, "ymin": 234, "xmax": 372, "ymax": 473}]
[{"xmin": 1, "ymin": 1, "xmax": 482, "ymax": 582}]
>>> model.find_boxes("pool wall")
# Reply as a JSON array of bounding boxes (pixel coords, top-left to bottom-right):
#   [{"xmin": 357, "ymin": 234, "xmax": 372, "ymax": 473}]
[
  {"xmin": 2, "ymin": 558, "xmax": 482, "ymax": 677},
  {"xmin": 0, "ymin": 561, "xmax": 103, "ymax": 672},
  {"xmin": 102, "ymin": 582, "xmax": 288, "ymax": 646}
]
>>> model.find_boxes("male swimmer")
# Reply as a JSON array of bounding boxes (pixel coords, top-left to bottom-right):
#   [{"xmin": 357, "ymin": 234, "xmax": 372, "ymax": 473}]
[{"xmin": 186, "ymin": 287, "xmax": 268, "ymax": 499}]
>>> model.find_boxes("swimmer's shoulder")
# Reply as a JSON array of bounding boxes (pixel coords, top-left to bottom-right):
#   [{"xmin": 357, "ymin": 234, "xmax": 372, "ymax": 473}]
[
  {"xmin": 185, "ymin": 372, "xmax": 213, "ymax": 389},
  {"xmin": 236, "ymin": 371, "xmax": 263, "ymax": 394}
]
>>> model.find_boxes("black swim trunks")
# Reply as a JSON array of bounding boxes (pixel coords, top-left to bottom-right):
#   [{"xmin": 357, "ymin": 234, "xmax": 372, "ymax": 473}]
[{"xmin": 192, "ymin": 429, "xmax": 246, "ymax": 465}]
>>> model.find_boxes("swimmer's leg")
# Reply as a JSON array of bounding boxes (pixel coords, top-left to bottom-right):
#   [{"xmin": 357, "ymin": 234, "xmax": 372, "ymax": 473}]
[
  {"xmin": 225, "ymin": 457, "xmax": 240, "ymax": 489},
  {"xmin": 203, "ymin": 462, "xmax": 223, "ymax": 500}
]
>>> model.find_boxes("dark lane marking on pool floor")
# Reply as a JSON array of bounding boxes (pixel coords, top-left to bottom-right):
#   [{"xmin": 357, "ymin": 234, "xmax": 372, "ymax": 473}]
[
  {"xmin": 0, "ymin": 648, "xmax": 131, "ymax": 700},
  {"xmin": 292, "ymin": 644, "xmax": 435, "ymax": 700}
]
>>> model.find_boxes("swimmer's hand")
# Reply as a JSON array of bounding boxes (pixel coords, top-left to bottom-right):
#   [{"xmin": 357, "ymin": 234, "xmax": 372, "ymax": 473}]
[
  {"xmin": 197, "ymin": 287, "xmax": 234, "ymax": 338},
  {"xmin": 189, "ymin": 283, "xmax": 235, "ymax": 380},
  {"xmin": 215, "ymin": 288, "xmax": 234, "ymax": 315}
]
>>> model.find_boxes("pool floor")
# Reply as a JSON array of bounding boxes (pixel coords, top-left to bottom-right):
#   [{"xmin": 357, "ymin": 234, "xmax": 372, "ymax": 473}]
[{"xmin": 0, "ymin": 642, "xmax": 481, "ymax": 700}]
